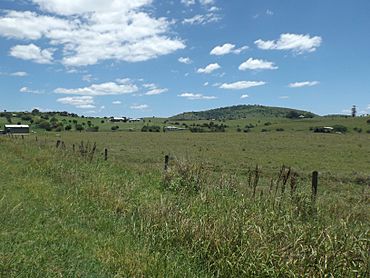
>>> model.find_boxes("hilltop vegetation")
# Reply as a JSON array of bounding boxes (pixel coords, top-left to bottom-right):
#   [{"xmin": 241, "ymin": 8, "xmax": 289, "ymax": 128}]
[{"xmin": 170, "ymin": 105, "xmax": 317, "ymax": 120}]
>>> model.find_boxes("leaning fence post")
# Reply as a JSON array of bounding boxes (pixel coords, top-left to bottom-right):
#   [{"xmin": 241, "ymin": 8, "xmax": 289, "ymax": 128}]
[
  {"xmin": 104, "ymin": 148, "xmax": 108, "ymax": 161},
  {"xmin": 56, "ymin": 140, "xmax": 61, "ymax": 148},
  {"xmin": 72, "ymin": 144, "xmax": 75, "ymax": 152},
  {"xmin": 164, "ymin": 155, "xmax": 169, "ymax": 171}
]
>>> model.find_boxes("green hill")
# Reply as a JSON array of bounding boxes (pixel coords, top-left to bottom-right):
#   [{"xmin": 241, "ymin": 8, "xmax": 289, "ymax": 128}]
[{"xmin": 170, "ymin": 105, "xmax": 317, "ymax": 120}]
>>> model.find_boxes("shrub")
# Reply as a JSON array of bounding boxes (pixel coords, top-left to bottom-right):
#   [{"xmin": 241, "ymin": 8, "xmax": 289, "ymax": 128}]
[
  {"xmin": 141, "ymin": 125, "xmax": 160, "ymax": 132},
  {"xmin": 276, "ymin": 128, "xmax": 284, "ymax": 132},
  {"xmin": 332, "ymin": 125, "xmax": 347, "ymax": 133},
  {"xmin": 87, "ymin": 126, "xmax": 99, "ymax": 132},
  {"xmin": 65, "ymin": 125, "xmax": 72, "ymax": 131},
  {"xmin": 261, "ymin": 129, "xmax": 269, "ymax": 132},
  {"xmin": 264, "ymin": 122, "xmax": 272, "ymax": 126},
  {"xmin": 76, "ymin": 124, "xmax": 84, "ymax": 132},
  {"xmin": 111, "ymin": 125, "xmax": 119, "ymax": 131}
]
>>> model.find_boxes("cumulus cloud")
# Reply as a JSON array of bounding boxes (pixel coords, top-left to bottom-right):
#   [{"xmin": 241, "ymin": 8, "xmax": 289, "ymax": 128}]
[
  {"xmin": 255, "ymin": 33, "xmax": 322, "ymax": 54},
  {"xmin": 10, "ymin": 44, "xmax": 54, "ymax": 64},
  {"xmin": 179, "ymin": 92, "xmax": 217, "ymax": 100},
  {"xmin": 240, "ymin": 94, "xmax": 249, "ymax": 99},
  {"xmin": 112, "ymin": 100, "xmax": 122, "ymax": 104},
  {"xmin": 288, "ymin": 81, "xmax": 319, "ymax": 88},
  {"xmin": 219, "ymin": 81, "xmax": 266, "ymax": 90},
  {"xmin": 197, "ymin": 63, "xmax": 221, "ymax": 74},
  {"xmin": 183, "ymin": 13, "xmax": 220, "ymax": 25},
  {"xmin": 57, "ymin": 96, "xmax": 95, "ymax": 109},
  {"xmin": 55, "ymin": 81, "xmax": 138, "ymax": 96},
  {"xmin": 178, "ymin": 57, "xmax": 192, "ymax": 64},
  {"xmin": 130, "ymin": 104, "xmax": 148, "ymax": 110},
  {"xmin": 0, "ymin": 1, "xmax": 185, "ymax": 66},
  {"xmin": 239, "ymin": 58, "xmax": 278, "ymax": 71},
  {"xmin": 210, "ymin": 43, "xmax": 248, "ymax": 55}
]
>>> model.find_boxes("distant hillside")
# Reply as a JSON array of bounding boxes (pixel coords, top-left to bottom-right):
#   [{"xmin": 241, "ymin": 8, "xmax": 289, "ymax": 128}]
[{"xmin": 170, "ymin": 105, "xmax": 317, "ymax": 120}]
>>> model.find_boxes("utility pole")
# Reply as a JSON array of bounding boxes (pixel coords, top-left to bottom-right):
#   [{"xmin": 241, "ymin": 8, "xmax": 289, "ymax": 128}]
[{"xmin": 351, "ymin": 105, "xmax": 356, "ymax": 117}]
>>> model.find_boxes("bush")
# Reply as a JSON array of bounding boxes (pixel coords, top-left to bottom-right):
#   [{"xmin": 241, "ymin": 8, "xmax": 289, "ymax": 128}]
[
  {"xmin": 111, "ymin": 125, "xmax": 119, "ymax": 131},
  {"xmin": 87, "ymin": 126, "xmax": 99, "ymax": 132},
  {"xmin": 332, "ymin": 125, "xmax": 347, "ymax": 133},
  {"xmin": 65, "ymin": 125, "xmax": 72, "ymax": 131},
  {"xmin": 76, "ymin": 124, "xmax": 84, "ymax": 132},
  {"xmin": 276, "ymin": 128, "xmax": 284, "ymax": 132},
  {"xmin": 264, "ymin": 122, "xmax": 272, "ymax": 126}
]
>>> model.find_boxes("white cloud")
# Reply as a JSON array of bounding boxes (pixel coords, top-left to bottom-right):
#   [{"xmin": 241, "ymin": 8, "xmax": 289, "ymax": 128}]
[
  {"xmin": 255, "ymin": 33, "xmax": 322, "ymax": 54},
  {"xmin": 130, "ymin": 104, "xmax": 148, "ymax": 110},
  {"xmin": 288, "ymin": 81, "xmax": 319, "ymax": 88},
  {"xmin": 0, "ymin": 2, "xmax": 185, "ymax": 66},
  {"xmin": 178, "ymin": 57, "xmax": 192, "ymax": 64},
  {"xmin": 240, "ymin": 94, "xmax": 249, "ymax": 99},
  {"xmin": 19, "ymin": 86, "xmax": 42, "ymax": 94},
  {"xmin": 57, "ymin": 96, "xmax": 95, "ymax": 109},
  {"xmin": 10, "ymin": 44, "xmax": 54, "ymax": 64},
  {"xmin": 239, "ymin": 58, "xmax": 278, "ymax": 71},
  {"xmin": 266, "ymin": 10, "xmax": 274, "ymax": 16},
  {"xmin": 179, "ymin": 92, "xmax": 217, "ymax": 100},
  {"xmin": 55, "ymin": 81, "xmax": 138, "ymax": 96},
  {"xmin": 183, "ymin": 13, "xmax": 220, "ymax": 25},
  {"xmin": 204, "ymin": 82, "xmax": 209, "ymax": 86},
  {"xmin": 181, "ymin": 0, "xmax": 196, "ymax": 6},
  {"xmin": 10, "ymin": 71, "xmax": 28, "ymax": 77},
  {"xmin": 145, "ymin": 88, "xmax": 168, "ymax": 96},
  {"xmin": 279, "ymin": 96, "xmax": 289, "ymax": 99},
  {"xmin": 181, "ymin": 0, "xmax": 215, "ymax": 6},
  {"xmin": 197, "ymin": 63, "xmax": 221, "ymax": 74},
  {"xmin": 199, "ymin": 0, "xmax": 215, "ymax": 5},
  {"xmin": 210, "ymin": 43, "xmax": 248, "ymax": 55},
  {"xmin": 220, "ymin": 81, "xmax": 266, "ymax": 90},
  {"xmin": 112, "ymin": 100, "xmax": 122, "ymax": 104}
]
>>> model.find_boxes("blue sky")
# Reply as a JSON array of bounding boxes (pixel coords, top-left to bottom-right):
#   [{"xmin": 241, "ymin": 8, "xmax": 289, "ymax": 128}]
[{"xmin": 0, "ymin": 0, "xmax": 369, "ymax": 117}]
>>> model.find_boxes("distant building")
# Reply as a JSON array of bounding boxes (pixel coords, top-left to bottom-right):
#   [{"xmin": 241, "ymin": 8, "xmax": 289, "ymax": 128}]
[
  {"xmin": 110, "ymin": 117, "xmax": 127, "ymax": 122},
  {"xmin": 4, "ymin": 124, "xmax": 30, "ymax": 134},
  {"xmin": 164, "ymin": 126, "xmax": 187, "ymax": 131}
]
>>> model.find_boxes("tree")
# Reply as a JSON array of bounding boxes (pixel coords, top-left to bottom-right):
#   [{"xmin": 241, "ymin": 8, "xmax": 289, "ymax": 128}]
[
  {"xmin": 76, "ymin": 124, "xmax": 84, "ymax": 132},
  {"xmin": 31, "ymin": 109, "xmax": 40, "ymax": 115}
]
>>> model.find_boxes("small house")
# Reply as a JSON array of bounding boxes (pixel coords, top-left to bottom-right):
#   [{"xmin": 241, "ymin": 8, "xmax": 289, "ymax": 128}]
[{"xmin": 4, "ymin": 124, "xmax": 30, "ymax": 134}]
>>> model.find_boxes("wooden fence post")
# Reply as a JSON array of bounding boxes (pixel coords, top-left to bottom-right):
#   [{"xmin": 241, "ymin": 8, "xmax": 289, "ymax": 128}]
[
  {"xmin": 56, "ymin": 140, "xmax": 61, "ymax": 148},
  {"xmin": 72, "ymin": 144, "xmax": 75, "ymax": 152},
  {"xmin": 164, "ymin": 155, "xmax": 169, "ymax": 171},
  {"xmin": 104, "ymin": 148, "xmax": 108, "ymax": 161},
  {"xmin": 312, "ymin": 171, "xmax": 318, "ymax": 201}
]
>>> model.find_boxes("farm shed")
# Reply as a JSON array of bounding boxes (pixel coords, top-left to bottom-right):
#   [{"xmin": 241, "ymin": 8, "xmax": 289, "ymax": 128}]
[
  {"xmin": 4, "ymin": 124, "xmax": 30, "ymax": 134},
  {"xmin": 164, "ymin": 126, "xmax": 187, "ymax": 131}
]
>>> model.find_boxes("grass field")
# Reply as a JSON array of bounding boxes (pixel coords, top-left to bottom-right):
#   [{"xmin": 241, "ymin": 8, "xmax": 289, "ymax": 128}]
[{"xmin": 0, "ymin": 115, "xmax": 369, "ymax": 277}]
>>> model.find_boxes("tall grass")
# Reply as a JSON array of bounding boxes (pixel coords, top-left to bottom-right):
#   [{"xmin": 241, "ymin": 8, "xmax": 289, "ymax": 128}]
[{"xmin": 0, "ymin": 137, "xmax": 369, "ymax": 277}]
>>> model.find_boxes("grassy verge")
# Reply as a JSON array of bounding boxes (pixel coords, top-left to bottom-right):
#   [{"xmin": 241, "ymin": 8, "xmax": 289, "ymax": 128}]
[{"xmin": 0, "ymin": 137, "xmax": 369, "ymax": 277}]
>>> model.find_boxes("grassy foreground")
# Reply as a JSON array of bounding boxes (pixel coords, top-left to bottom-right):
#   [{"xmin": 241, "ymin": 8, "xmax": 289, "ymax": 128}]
[{"xmin": 0, "ymin": 137, "xmax": 369, "ymax": 277}]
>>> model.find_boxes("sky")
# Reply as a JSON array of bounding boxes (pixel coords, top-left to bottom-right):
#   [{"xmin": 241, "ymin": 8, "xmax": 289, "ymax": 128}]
[{"xmin": 0, "ymin": 0, "xmax": 369, "ymax": 118}]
